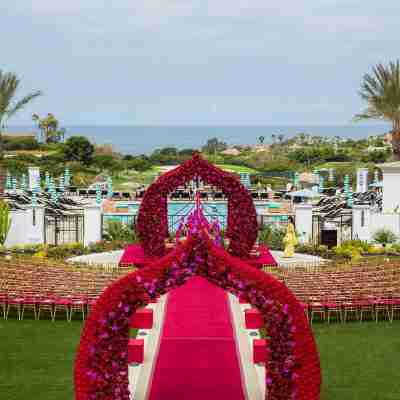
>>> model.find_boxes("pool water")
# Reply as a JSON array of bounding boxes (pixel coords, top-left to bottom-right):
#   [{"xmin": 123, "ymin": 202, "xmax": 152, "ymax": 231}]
[
  {"xmin": 115, "ymin": 201, "xmax": 277, "ymax": 216},
  {"xmin": 105, "ymin": 201, "xmax": 288, "ymax": 232}
]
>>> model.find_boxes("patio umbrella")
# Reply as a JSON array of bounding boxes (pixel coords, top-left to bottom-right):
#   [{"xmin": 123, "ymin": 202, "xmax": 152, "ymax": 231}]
[{"xmin": 369, "ymin": 181, "xmax": 383, "ymax": 188}]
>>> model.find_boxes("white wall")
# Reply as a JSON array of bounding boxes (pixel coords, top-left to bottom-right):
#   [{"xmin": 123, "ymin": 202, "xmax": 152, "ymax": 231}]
[
  {"xmin": 26, "ymin": 207, "xmax": 45, "ymax": 244},
  {"xmin": 5, "ymin": 210, "xmax": 27, "ymax": 247},
  {"xmin": 370, "ymin": 213, "xmax": 400, "ymax": 238},
  {"xmin": 84, "ymin": 205, "xmax": 102, "ymax": 246},
  {"xmin": 352, "ymin": 204, "xmax": 400, "ymax": 242},
  {"xmin": 4, "ymin": 206, "xmax": 45, "ymax": 247},
  {"xmin": 295, "ymin": 204, "xmax": 313, "ymax": 244},
  {"xmin": 382, "ymin": 167, "xmax": 400, "ymax": 212},
  {"xmin": 352, "ymin": 205, "xmax": 371, "ymax": 241}
]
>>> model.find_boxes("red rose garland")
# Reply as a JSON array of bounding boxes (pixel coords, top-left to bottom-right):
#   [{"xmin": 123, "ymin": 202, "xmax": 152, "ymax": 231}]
[
  {"xmin": 74, "ymin": 234, "xmax": 321, "ymax": 400},
  {"xmin": 75, "ymin": 154, "xmax": 321, "ymax": 399},
  {"xmin": 136, "ymin": 153, "xmax": 258, "ymax": 259}
]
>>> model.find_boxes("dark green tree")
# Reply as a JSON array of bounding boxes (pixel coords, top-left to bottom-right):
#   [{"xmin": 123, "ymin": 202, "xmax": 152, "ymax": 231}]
[
  {"xmin": 64, "ymin": 136, "xmax": 94, "ymax": 165},
  {"xmin": 150, "ymin": 147, "xmax": 179, "ymax": 164},
  {"xmin": 92, "ymin": 154, "xmax": 118, "ymax": 171},
  {"xmin": 124, "ymin": 155, "xmax": 152, "ymax": 172},
  {"xmin": 361, "ymin": 150, "xmax": 390, "ymax": 163},
  {"xmin": 201, "ymin": 138, "xmax": 227, "ymax": 154},
  {"xmin": 178, "ymin": 148, "xmax": 196, "ymax": 161}
]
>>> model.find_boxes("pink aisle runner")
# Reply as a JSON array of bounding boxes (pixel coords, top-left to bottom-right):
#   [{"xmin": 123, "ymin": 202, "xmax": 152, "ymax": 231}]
[{"xmin": 148, "ymin": 276, "xmax": 245, "ymax": 400}]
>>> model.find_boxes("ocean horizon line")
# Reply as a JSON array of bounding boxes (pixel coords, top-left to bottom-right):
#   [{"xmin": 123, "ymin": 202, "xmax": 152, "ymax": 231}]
[{"xmin": 4, "ymin": 124, "xmax": 392, "ymax": 154}]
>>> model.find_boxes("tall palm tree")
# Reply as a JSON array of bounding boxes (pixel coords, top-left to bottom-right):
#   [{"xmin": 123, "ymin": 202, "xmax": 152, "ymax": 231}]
[
  {"xmin": 355, "ymin": 60, "xmax": 400, "ymax": 158},
  {"xmin": 0, "ymin": 70, "xmax": 42, "ymax": 155}
]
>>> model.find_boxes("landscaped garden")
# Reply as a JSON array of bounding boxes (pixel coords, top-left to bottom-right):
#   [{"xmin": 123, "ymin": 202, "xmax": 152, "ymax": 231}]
[{"xmin": 1, "ymin": 319, "xmax": 399, "ymax": 400}]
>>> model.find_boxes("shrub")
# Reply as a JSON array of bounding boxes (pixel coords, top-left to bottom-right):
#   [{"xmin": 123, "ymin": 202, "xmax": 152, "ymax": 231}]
[
  {"xmin": 333, "ymin": 246, "xmax": 353, "ymax": 260},
  {"xmin": 317, "ymin": 245, "xmax": 329, "ymax": 257},
  {"xmin": 258, "ymin": 224, "xmax": 273, "ymax": 244},
  {"xmin": 86, "ymin": 240, "xmax": 128, "ymax": 253},
  {"xmin": 390, "ymin": 243, "xmax": 400, "ymax": 253},
  {"xmin": 367, "ymin": 246, "xmax": 385, "ymax": 255},
  {"xmin": 2, "ymin": 136, "xmax": 40, "ymax": 151},
  {"xmin": 340, "ymin": 240, "xmax": 370, "ymax": 253},
  {"xmin": 258, "ymin": 224, "xmax": 286, "ymax": 250},
  {"xmin": 296, "ymin": 243, "xmax": 316, "ymax": 254},
  {"xmin": 373, "ymin": 229, "xmax": 397, "ymax": 247},
  {"xmin": 32, "ymin": 250, "xmax": 47, "ymax": 259},
  {"xmin": 0, "ymin": 201, "xmax": 11, "ymax": 245},
  {"xmin": 103, "ymin": 220, "xmax": 137, "ymax": 242},
  {"xmin": 46, "ymin": 242, "xmax": 86, "ymax": 259}
]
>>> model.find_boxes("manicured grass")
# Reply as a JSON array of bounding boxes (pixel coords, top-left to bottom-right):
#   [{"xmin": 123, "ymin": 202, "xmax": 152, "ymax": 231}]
[
  {"xmin": 114, "ymin": 163, "xmax": 260, "ymax": 190},
  {"xmin": 315, "ymin": 161, "xmax": 369, "ymax": 170},
  {"xmin": 215, "ymin": 164, "xmax": 259, "ymax": 174},
  {"xmin": 0, "ymin": 319, "xmax": 399, "ymax": 399},
  {"xmin": 313, "ymin": 321, "xmax": 400, "ymax": 400},
  {"xmin": 0, "ymin": 319, "xmax": 82, "ymax": 400}
]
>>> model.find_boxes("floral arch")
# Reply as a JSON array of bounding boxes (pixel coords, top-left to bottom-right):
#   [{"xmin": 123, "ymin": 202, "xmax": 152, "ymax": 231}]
[
  {"xmin": 74, "ymin": 155, "xmax": 321, "ymax": 400},
  {"xmin": 74, "ymin": 234, "xmax": 321, "ymax": 400},
  {"xmin": 136, "ymin": 153, "xmax": 258, "ymax": 259}
]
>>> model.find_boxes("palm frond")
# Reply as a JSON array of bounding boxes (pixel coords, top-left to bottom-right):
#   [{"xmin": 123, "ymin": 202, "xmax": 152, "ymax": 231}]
[
  {"xmin": 0, "ymin": 70, "xmax": 42, "ymax": 128},
  {"xmin": 6, "ymin": 90, "xmax": 42, "ymax": 118},
  {"xmin": 355, "ymin": 60, "xmax": 400, "ymax": 131}
]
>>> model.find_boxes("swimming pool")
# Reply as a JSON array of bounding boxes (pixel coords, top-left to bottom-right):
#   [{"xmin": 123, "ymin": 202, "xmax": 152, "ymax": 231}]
[
  {"xmin": 105, "ymin": 201, "xmax": 287, "ymax": 232},
  {"xmin": 115, "ymin": 201, "xmax": 279, "ymax": 215}
]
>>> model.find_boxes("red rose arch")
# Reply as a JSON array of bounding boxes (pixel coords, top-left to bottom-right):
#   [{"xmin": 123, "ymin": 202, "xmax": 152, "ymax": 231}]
[
  {"xmin": 136, "ymin": 153, "xmax": 258, "ymax": 259},
  {"xmin": 74, "ymin": 155, "xmax": 321, "ymax": 400}
]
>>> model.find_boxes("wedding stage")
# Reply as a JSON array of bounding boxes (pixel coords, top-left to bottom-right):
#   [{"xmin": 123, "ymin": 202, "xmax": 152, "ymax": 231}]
[{"xmin": 119, "ymin": 243, "xmax": 277, "ymax": 268}]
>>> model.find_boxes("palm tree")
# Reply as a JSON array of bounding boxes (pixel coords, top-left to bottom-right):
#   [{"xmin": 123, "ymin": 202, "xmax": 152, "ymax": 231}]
[
  {"xmin": 0, "ymin": 70, "xmax": 42, "ymax": 155},
  {"xmin": 258, "ymin": 135, "xmax": 265, "ymax": 145},
  {"xmin": 355, "ymin": 60, "xmax": 400, "ymax": 158}
]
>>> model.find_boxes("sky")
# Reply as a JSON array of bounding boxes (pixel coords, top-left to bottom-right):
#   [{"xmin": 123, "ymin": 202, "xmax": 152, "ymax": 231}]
[{"xmin": 1, "ymin": 1, "xmax": 399, "ymax": 126}]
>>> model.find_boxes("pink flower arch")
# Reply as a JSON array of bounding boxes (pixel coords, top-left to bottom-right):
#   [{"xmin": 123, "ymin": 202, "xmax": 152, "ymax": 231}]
[{"xmin": 136, "ymin": 153, "xmax": 258, "ymax": 259}]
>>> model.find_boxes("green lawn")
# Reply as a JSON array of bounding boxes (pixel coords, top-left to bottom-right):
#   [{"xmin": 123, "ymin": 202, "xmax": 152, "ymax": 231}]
[
  {"xmin": 113, "ymin": 164, "xmax": 260, "ymax": 190},
  {"xmin": 215, "ymin": 164, "xmax": 259, "ymax": 174},
  {"xmin": 315, "ymin": 161, "xmax": 370, "ymax": 170},
  {"xmin": 153, "ymin": 163, "xmax": 259, "ymax": 174},
  {"xmin": 314, "ymin": 321, "xmax": 400, "ymax": 400},
  {"xmin": 0, "ymin": 320, "xmax": 82, "ymax": 400},
  {"xmin": 0, "ymin": 320, "xmax": 399, "ymax": 399}
]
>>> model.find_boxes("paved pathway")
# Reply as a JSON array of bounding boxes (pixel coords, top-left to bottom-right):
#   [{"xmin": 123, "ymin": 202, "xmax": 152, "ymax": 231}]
[{"xmin": 69, "ymin": 249, "xmax": 325, "ymax": 268}]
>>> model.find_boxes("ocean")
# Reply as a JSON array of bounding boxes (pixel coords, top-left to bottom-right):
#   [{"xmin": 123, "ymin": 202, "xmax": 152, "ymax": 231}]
[{"xmin": 7, "ymin": 124, "xmax": 391, "ymax": 155}]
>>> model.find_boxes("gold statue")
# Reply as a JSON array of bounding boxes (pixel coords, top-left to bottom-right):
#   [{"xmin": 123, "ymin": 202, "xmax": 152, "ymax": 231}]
[{"xmin": 283, "ymin": 218, "xmax": 298, "ymax": 258}]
